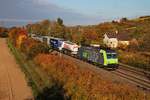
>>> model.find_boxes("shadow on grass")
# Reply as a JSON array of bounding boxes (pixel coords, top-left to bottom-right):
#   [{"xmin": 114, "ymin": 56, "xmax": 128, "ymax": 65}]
[{"xmin": 35, "ymin": 83, "xmax": 70, "ymax": 100}]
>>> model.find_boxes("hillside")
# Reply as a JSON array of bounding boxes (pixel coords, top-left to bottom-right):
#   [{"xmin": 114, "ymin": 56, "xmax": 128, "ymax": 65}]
[
  {"xmin": 24, "ymin": 16, "xmax": 150, "ymax": 51},
  {"xmin": 25, "ymin": 16, "xmax": 150, "ymax": 70}
]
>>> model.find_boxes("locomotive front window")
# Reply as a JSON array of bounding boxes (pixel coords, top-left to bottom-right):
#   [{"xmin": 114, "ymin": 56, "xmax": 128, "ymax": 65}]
[
  {"xmin": 107, "ymin": 54, "xmax": 112, "ymax": 59},
  {"xmin": 112, "ymin": 53, "xmax": 117, "ymax": 58},
  {"xmin": 107, "ymin": 53, "xmax": 117, "ymax": 59}
]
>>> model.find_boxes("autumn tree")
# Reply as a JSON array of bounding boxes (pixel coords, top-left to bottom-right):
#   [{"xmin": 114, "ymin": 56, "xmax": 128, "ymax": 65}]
[
  {"xmin": 8, "ymin": 27, "xmax": 21, "ymax": 45},
  {"xmin": 71, "ymin": 33, "xmax": 82, "ymax": 44},
  {"xmin": 80, "ymin": 28, "xmax": 99, "ymax": 45},
  {"xmin": 141, "ymin": 33, "xmax": 150, "ymax": 51},
  {"xmin": 121, "ymin": 17, "xmax": 128, "ymax": 22},
  {"xmin": 39, "ymin": 19, "xmax": 51, "ymax": 35},
  {"xmin": 16, "ymin": 29, "xmax": 28, "ymax": 48},
  {"xmin": 0, "ymin": 27, "xmax": 8, "ymax": 37},
  {"xmin": 26, "ymin": 20, "xmax": 51, "ymax": 36},
  {"xmin": 0, "ymin": 27, "xmax": 6, "ymax": 33},
  {"xmin": 48, "ymin": 18, "xmax": 66, "ymax": 38},
  {"xmin": 57, "ymin": 17, "xmax": 63, "ymax": 26}
]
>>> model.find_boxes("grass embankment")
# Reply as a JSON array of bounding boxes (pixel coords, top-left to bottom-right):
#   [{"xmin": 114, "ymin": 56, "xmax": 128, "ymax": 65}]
[
  {"xmin": 34, "ymin": 53, "xmax": 150, "ymax": 100},
  {"xmin": 7, "ymin": 39, "xmax": 65, "ymax": 100}
]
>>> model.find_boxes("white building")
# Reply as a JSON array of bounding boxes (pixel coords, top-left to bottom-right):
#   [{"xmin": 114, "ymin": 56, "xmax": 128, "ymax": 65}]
[
  {"xmin": 103, "ymin": 33, "xmax": 118, "ymax": 48},
  {"xmin": 103, "ymin": 33, "xmax": 130, "ymax": 48}
]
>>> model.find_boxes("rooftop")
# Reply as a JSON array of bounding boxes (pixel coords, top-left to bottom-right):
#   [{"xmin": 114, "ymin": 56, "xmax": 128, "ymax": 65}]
[{"xmin": 105, "ymin": 32, "xmax": 131, "ymax": 41}]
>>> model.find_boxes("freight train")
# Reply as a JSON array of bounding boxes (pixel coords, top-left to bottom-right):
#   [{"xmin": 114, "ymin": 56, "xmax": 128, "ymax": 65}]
[{"xmin": 30, "ymin": 34, "xmax": 118, "ymax": 69}]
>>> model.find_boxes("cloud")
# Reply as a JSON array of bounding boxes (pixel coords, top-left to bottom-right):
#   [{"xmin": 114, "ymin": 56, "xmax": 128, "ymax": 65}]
[
  {"xmin": 32, "ymin": 0, "xmax": 55, "ymax": 6},
  {"xmin": 0, "ymin": 18, "xmax": 39, "ymax": 22},
  {"xmin": 0, "ymin": 0, "xmax": 103, "ymax": 27}
]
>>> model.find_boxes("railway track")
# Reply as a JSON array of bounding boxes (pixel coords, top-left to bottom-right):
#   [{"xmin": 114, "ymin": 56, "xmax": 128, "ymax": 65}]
[
  {"xmin": 53, "ymin": 51, "xmax": 150, "ymax": 91},
  {"xmin": 72, "ymin": 55, "xmax": 150, "ymax": 91},
  {"xmin": 113, "ymin": 64, "xmax": 150, "ymax": 91},
  {"xmin": 119, "ymin": 63, "xmax": 150, "ymax": 79}
]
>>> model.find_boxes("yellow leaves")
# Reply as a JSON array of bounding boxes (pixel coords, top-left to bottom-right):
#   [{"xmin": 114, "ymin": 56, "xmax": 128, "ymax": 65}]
[
  {"xmin": 16, "ymin": 34, "xmax": 27, "ymax": 48},
  {"xmin": 119, "ymin": 51, "xmax": 150, "ymax": 70},
  {"xmin": 34, "ymin": 53, "xmax": 149, "ymax": 100},
  {"xmin": 8, "ymin": 28, "xmax": 27, "ymax": 48}
]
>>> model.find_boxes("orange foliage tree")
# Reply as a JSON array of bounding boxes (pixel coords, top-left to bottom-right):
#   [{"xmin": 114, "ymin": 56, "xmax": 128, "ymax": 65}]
[
  {"xmin": 34, "ymin": 53, "xmax": 149, "ymax": 100},
  {"xmin": 8, "ymin": 27, "xmax": 27, "ymax": 48},
  {"xmin": 8, "ymin": 27, "xmax": 20, "ymax": 46},
  {"xmin": 81, "ymin": 28, "xmax": 99, "ymax": 45},
  {"xmin": 16, "ymin": 29, "xmax": 28, "ymax": 48},
  {"xmin": 20, "ymin": 38, "xmax": 49, "ymax": 59}
]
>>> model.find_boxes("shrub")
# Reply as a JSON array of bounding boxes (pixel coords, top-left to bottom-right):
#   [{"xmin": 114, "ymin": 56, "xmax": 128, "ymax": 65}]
[
  {"xmin": 35, "ymin": 84, "xmax": 68, "ymax": 100},
  {"xmin": 8, "ymin": 28, "xmax": 20, "ymax": 46},
  {"xmin": 8, "ymin": 28, "xmax": 28, "ymax": 47},
  {"xmin": 20, "ymin": 38, "xmax": 50, "ymax": 59},
  {"xmin": 28, "ymin": 43, "xmax": 49, "ymax": 59},
  {"xmin": 34, "ymin": 53, "xmax": 150, "ymax": 100},
  {"xmin": 0, "ymin": 32, "xmax": 8, "ymax": 38},
  {"xmin": 118, "ymin": 50, "xmax": 150, "ymax": 70}
]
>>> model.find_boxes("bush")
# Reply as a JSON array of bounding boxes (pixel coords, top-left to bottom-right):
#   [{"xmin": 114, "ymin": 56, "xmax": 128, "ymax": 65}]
[
  {"xmin": 0, "ymin": 32, "xmax": 8, "ymax": 38},
  {"xmin": 8, "ymin": 28, "xmax": 28, "ymax": 48},
  {"xmin": 8, "ymin": 28, "xmax": 20, "ymax": 46},
  {"xmin": 118, "ymin": 50, "xmax": 150, "ymax": 70},
  {"xmin": 34, "ymin": 53, "xmax": 150, "ymax": 100},
  {"xmin": 28, "ymin": 43, "xmax": 49, "ymax": 59},
  {"xmin": 20, "ymin": 38, "xmax": 50, "ymax": 59},
  {"xmin": 36, "ymin": 84, "xmax": 69, "ymax": 100}
]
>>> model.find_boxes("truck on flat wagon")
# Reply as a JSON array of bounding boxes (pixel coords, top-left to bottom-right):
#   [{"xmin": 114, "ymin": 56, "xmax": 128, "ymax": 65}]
[{"xmin": 61, "ymin": 41, "xmax": 79, "ymax": 55}]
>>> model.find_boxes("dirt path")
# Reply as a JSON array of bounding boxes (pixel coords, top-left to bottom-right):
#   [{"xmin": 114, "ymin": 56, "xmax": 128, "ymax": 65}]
[{"xmin": 0, "ymin": 38, "xmax": 33, "ymax": 100}]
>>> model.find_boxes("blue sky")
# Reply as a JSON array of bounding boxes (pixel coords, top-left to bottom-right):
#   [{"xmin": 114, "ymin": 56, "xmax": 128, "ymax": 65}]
[
  {"xmin": 0, "ymin": 0, "xmax": 150, "ymax": 27},
  {"xmin": 50, "ymin": 0, "xmax": 150, "ymax": 18}
]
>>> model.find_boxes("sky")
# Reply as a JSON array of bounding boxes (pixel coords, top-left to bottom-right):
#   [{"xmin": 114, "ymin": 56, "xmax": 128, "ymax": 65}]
[{"xmin": 0, "ymin": 0, "xmax": 150, "ymax": 27}]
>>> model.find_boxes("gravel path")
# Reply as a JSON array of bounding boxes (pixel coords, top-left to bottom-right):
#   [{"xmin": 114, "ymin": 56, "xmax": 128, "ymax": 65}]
[{"xmin": 0, "ymin": 38, "xmax": 33, "ymax": 100}]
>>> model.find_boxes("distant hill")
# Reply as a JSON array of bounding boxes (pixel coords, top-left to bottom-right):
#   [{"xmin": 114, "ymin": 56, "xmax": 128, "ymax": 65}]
[{"xmin": 87, "ymin": 16, "xmax": 150, "ymax": 51}]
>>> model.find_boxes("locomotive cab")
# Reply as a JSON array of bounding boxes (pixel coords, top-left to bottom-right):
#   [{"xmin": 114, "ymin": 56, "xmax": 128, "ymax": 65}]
[{"xmin": 100, "ymin": 49, "xmax": 118, "ymax": 68}]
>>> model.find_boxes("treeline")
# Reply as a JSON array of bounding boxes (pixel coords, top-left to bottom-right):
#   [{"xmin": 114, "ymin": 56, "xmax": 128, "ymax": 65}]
[
  {"xmin": 1, "ymin": 16, "xmax": 150, "ymax": 51},
  {"xmin": 25, "ymin": 16, "xmax": 150, "ymax": 51},
  {"xmin": 26, "ymin": 18, "xmax": 100, "ymax": 45}
]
